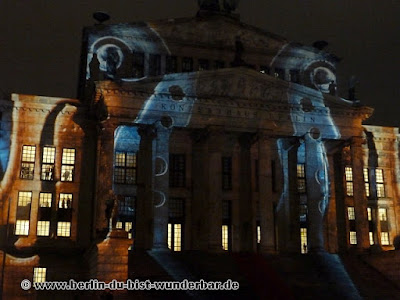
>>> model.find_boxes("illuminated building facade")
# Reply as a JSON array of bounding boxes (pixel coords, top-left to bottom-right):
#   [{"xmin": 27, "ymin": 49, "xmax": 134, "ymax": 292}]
[{"xmin": 0, "ymin": 1, "xmax": 399, "ymax": 298}]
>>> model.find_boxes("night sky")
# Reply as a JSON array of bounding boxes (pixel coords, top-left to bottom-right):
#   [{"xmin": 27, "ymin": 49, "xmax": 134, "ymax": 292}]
[{"xmin": 1, "ymin": 0, "xmax": 399, "ymax": 126}]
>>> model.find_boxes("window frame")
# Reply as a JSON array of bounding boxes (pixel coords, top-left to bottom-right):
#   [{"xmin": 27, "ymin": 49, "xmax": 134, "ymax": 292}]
[
  {"xmin": 20, "ymin": 145, "xmax": 36, "ymax": 180},
  {"xmin": 41, "ymin": 146, "xmax": 56, "ymax": 181},
  {"xmin": 61, "ymin": 148, "xmax": 76, "ymax": 182}
]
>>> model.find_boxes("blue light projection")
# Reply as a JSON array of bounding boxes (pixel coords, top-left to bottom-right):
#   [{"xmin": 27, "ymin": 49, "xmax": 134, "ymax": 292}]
[{"xmin": 0, "ymin": 108, "xmax": 12, "ymax": 181}]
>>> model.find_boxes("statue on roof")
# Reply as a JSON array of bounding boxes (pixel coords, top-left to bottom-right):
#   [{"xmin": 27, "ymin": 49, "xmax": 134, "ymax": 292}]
[{"xmin": 198, "ymin": 0, "xmax": 239, "ymax": 13}]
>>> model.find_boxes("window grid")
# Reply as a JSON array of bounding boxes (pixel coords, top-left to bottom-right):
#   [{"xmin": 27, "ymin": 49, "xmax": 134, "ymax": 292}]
[
  {"xmin": 57, "ymin": 222, "xmax": 71, "ymax": 237},
  {"xmin": 37, "ymin": 221, "xmax": 50, "ymax": 236},
  {"xmin": 350, "ymin": 231, "xmax": 357, "ymax": 245},
  {"xmin": 61, "ymin": 148, "xmax": 75, "ymax": 182},
  {"xmin": 345, "ymin": 167, "xmax": 353, "ymax": 196},
  {"xmin": 15, "ymin": 220, "xmax": 29, "ymax": 236},
  {"xmin": 363, "ymin": 168, "xmax": 370, "ymax": 197},
  {"xmin": 381, "ymin": 232, "xmax": 390, "ymax": 245},
  {"xmin": 33, "ymin": 267, "xmax": 46, "ymax": 284},
  {"xmin": 59, "ymin": 193, "xmax": 72, "ymax": 209},
  {"xmin": 379, "ymin": 208, "xmax": 387, "ymax": 221},
  {"xmin": 114, "ymin": 152, "xmax": 137, "ymax": 184},
  {"xmin": 18, "ymin": 191, "xmax": 32, "ymax": 206},
  {"xmin": 39, "ymin": 193, "xmax": 52, "ymax": 208},
  {"xmin": 297, "ymin": 164, "xmax": 306, "ymax": 193},
  {"xmin": 173, "ymin": 224, "xmax": 182, "ymax": 252},
  {"xmin": 376, "ymin": 169, "xmax": 385, "ymax": 198},
  {"xmin": 222, "ymin": 225, "xmax": 229, "ymax": 251},
  {"xmin": 347, "ymin": 207, "xmax": 356, "ymax": 220},
  {"xmin": 20, "ymin": 145, "xmax": 36, "ymax": 179}
]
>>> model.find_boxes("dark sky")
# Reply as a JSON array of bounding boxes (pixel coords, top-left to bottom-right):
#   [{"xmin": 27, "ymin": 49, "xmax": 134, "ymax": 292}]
[{"xmin": 1, "ymin": 0, "xmax": 399, "ymax": 126}]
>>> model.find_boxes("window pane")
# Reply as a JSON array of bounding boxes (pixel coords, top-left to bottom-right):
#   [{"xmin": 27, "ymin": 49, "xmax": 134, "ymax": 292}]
[
  {"xmin": 61, "ymin": 165, "xmax": 74, "ymax": 181},
  {"xmin": 367, "ymin": 207, "xmax": 372, "ymax": 221},
  {"xmin": 347, "ymin": 207, "xmax": 355, "ymax": 220},
  {"xmin": 39, "ymin": 193, "xmax": 52, "ymax": 208},
  {"xmin": 37, "ymin": 221, "xmax": 50, "ymax": 236},
  {"xmin": 33, "ymin": 267, "xmax": 46, "ymax": 284},
  {"xmin": 381, "ymin": 232, "xmax": 390, "ymax": 245},
  {"xmin": 222, "ymin": 225, "xmax": 229, "ymax": 251},
  {"xmin": 59, "ymin": 193, "xmax": 72, "ymax": 209},
  {"xmin": 376, "ymin": 169, "xmax": 384, "ymax": 183},
  {"xmin": 62, "ymin": 148, "xmax": 75, "ymax": 165},
  {"xmin": 168, "ymin": 224, "xmax": 172, "ymax": 250},
  {"xmin": 369, "ymin": 232, "xmax": 374, "ymax": 245},
  {"xmin": 20, "ymin": 162, "xmax": 35, "ymax": 179},
  {"xmin": 345, "ymin": 167, "xmax": 353, "ymax": 181},
  {"xmin": 257, "ymin": 226, "xmax": 261, "ymax": 244},
  {"xmin": 42, "ymin": 147, "xmax": 55, "ymax": 164},
  {"xmin": 22, "ymin": 146, "xmax": 36, "ymax": 162},
  {"xmin": 15, "ymin": 220, "xmax": 29, "ymax": 235},
  {"xmin": 18, "ymin": 191, "xmax": 32, "ymax": 206},
  {"xmin": 57, "ymin": 222, "xmax": 71, "ymax": 237},
  {"xmin": 350, "ymin": 231, "xmax": 357, "ymax": 245},
  {"xmin": 377, "ymin": 183, "xmax": 385, "ymax": 198},
  {"xmin": 346, "ymin": 182, "xmax": 354, "ymax": 196},
  {"xmin": 379, "ymin": 208, "xmax": 387, "ymax": 221},
  {"xmin": 174, "ymin": 224, "xmax": 182, "ymax": 252},
  {"xmin": 300, "ymin": 228, "xmax": 307, "ymax": 254},
  {"xmin": 363, "ymin": 168, "xmax": 369, "ymax": 182}
]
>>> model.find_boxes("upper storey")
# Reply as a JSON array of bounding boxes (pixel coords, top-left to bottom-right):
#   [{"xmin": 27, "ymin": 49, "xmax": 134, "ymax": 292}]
[{"xmin": 78, "ymin": 11, "xmax": 340, "ymax": 99}]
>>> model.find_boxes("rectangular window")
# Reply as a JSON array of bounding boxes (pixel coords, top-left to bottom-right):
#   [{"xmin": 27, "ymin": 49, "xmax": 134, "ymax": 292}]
[
  {"xmin": 222, "ymin": 157, "xmax": 232, "ymax": 190},
  {"xmin": 376, "ymin": 169, "xmax": 385, "ymax": 198},
  {"xmin": 41, "ymin": 146, "xmax": 55, "ymax": 181},
  {"xmin": 15, "ymin": 220, "xmax": 29, "ymax": 236},
  {"xmin": 345, "ymin": 166, "xmax": 354, "ymax": 196},
  {"xmin": 274, "ymin": 68, "xmax": 285, "ymax": 79},
  {"xmin": 182, "ymin": 57, "xmax": 193, "ymax": 72},
  {"xmin": 167, "ymin": 223, "xmax": 182, "ymax": 252},
  {"xmin": 369, "ymin": 232, "xmax": 374, "ymax": 245},
  {"xmin": 149, "ymin": 54, "xmax": 161, "ymax": 76},
  {"xmin": 198, "ymin": 59, "xmax": 209, "ymax": 71},
  {"xmin": 133, "ymin": 52, "xmax": 144, "ymax": 78},
  {"xmin": 297, "ymin": 164, "xmax": 306, "ymax": 193},
  {"xmin": 347, "ymin": 207, "xmax": 356, "ymax": 220},
  {"xmin": 215, "ymin": 60, "xmax": 225, "ymax": 69},
  {"xmin": 166, "ymin": 56, "xmax": 178, "ymax": 73},
  {"xmin": 257, "ymin": 225, "xmax": 261, "ymax": 244},
  {"xmin": 33, "ymin": 267, "xmax": 46, "ymax": 284},
  {"xmin": 381, "ymin": 232, "xmax": 390, "ymax": 245},
  {"xmin": 367, "ymin": 207, "xmax": 372, "ymax": 221},
  {"xmin": 59, "ymin": 193, "xmax": 72, "ymax": 209},
  {"xmin": 57, "ymin": 221, "xmax": 71, "ymax": 237},
  {"xmin": 364, "ymin": 168, "xmax": 370, "ymax": 197},
  {"xmin": 61, "ymin": 148, "xmax": 75, "ymax": 182},
  {"xmin": 350, "ymin": 231, "xmax": 357, "ymax": 245},
  {"xmin": 114, "ymin": 151, "xmax": 137, "ymax": 184},
  {"xmin": 289, "ymin": 69, "xmax": 300, "ymax": 83},
  {"xmin": 169, "ymin": 154, "xmax": 186, "ymax": 187},
  {"xmin": 222, "ymin": 225, "xmax": 229, "ymax": 251},
  {"xmin": 379, "ymin": 208, "xmax": 387, "ymax": 221},
  {"xmin": 39, "ymin": 193, "xmax": 52, "ymax": 208},
  {"xmin": 300, "ymin": 228, "xmax": 307, "ymax": 254},
  {"xmin": 37, "ymin": 221, "xmax": 50, "ymax": 236},
  {"xmin": 20, "ymin": 145, "xmax": 36, "ymax": 179},
  {"xmin": 18, "ymin": 191, "xmax": 32, "ymax": 207}
]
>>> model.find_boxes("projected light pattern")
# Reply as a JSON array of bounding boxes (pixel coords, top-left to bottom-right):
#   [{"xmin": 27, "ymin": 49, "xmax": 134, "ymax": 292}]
[{"xmin": 0, "ymin": 113, "xmax": 11, "ymax": 179}]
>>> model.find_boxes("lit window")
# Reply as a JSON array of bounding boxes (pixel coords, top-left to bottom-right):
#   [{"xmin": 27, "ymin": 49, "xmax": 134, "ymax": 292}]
[
  {"xmin": 116, "ymin": 221, "xmax": 123, "ymax": 229},
  {"xmin": 59, "ymin": 193, "xmax": 72, "ymax": 209},
  {"xmin": 20, "ymin": 145, "xmax": 36, "ymax": 179},
  {"xmin": 39, "ymin": 193, "xmax": 52, "ymax": 208},
  {"xmin": 114, "ymin": 152, "xmax": 137, "ymax": 184},
  {"xmin": 379, "ymin": 208, "xmax": 387, "ymax": 221},
  {"xmin": 347, "ymin": 207, "xmax": 355, "ymax": 220},
  {"xmin": 57, "ymin": 222, "xmax": 71, "ymax": 237},
  {"xmin": 169, "ymin": 154, "xmax": 186, "ymax": 188},
  {"xmin": 257, "ymin": 225, "xmax": 261, "ymax": 244},
  {"xmin": 222, "ymin": 225, "xmax": 229, "ymax": 251},
  {"xmin": 364, "ymin": 168, "xmax": 370, "ymax": 197},
  {"xmin": 41, "ymin": 146, "xmax": 55, "ymax": 181},
  {"xmin": 167, "ymin": 223, "xmax": 182, "ymax": 252},
  {"xmin": 376, "ymin": 169, "xmax": 385, "ymax": 198},
  {"xmin": 381, "ymin": 232, "xmax": 390, "ymax": 245},
  {"xmin": 369, "ymin": 232, "xmax": 374, "ymax": 245},
  {"xmin": 300, "ymin": 228, "xmax": 307, "ymax": 254},
  {"xmin": 125, "ymin": 222, "xmax": 133, "ymax": 239},
  {"xmin": 350, "ymin": 231, "xmax": 357, "ymax": 245},
  {"xmin": 15, "ymin": 220, "xmax": 29, "ymax": 236},
  {"xmin": 367, "ymin": 207, "xmax": 372, "ymax": 221},
  {"xmin": 61, "ymin": 148, "xmax": 75, "ymax": 182},
  {"xmin": 297, "ymin": 164, "xmax": 306, "ymax": 193},
  {"xmin": 18, "ymin": 191, "xmax": 32, "ymax": 206},
  {"xmin": 222, "ymin": 157, "xmax": 232, "ymax": 190},
  {"xmin": 345, "ymin": 167, "xmax": 353, "ymax": 196},
  {"xmin": 33, "ymin": 267, "xmax": 46, "ymax": 284},
  {"xmin": 37, "ymin": 221, "xmax": 50, "ymax": 236}
]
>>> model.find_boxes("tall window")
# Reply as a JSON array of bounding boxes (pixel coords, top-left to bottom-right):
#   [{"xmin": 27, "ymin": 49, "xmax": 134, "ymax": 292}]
[
  {"xmin": 222, "ymin": 225, "xmax": 229, "ymax": 251},
  {"xmin": 379, "ymin": 207, "xmax": 390, "ymax": 245},
  {"xmin": 57, "ymin": 222, "xmax": 71, "ymax": 237},
  {"xmin": 114, "ymin": 151, "xmax": 137, "ymax": 184},
  {"xmin": 133, "ymin": 52, "xmax": 144, "ymax": 78},
  {"xmin": 222, "ymin": 157, "xmax": 232, "ymax": 190},
  {"xmin": 169, "ymin": 154, "xmax": 185, "ymax": 187},
  {"xmin": 37, "ymin": 192, "xmax": 52, "ymax": 236},
  {"xmin": 376, "ymin": 169, "xmax": 385, "ymax": 198},
  {"xmin": 182, "ymin": 57, "xmax": 193, "ymax": 72},
  {"xmin": 15, "ymin": 191, "xmax": 32, "ymax": 235},
  {"xmin": 149, "ymin": 54, "xmax": 161, "ymax": 76},
  {"xmin": 222, "ymin": 200, "xmax": 232, "ymax": 251},
  {"xmin": 348, "ymin": 206, "xmax": 356, "ymax": 245},
  {"xmin": 166, "ymin": 56, "xmax": 177, "ymax": 73},
  {"xmin": 57, "ymin": 193, "xmax": 72, "ymax": 237},
  {"xmin": 33, "ymin": 267, "xmax": 46, "ymax": 284},
  {"xmin": 347, "ymin": 207, "xmax": 356, "ymax": 220},
  {"xmin": 61, "ymin": 148, "xmax": 75, "ymax": 182},
  {"xmin": 117, "ymin": 196, "xmax": 135, "ymax": 239},
  {"xmin": 297, "ymin": 164, "xmax": 306, "ymax": 193},
  {"xmin": 168, "ymin": 198, "xmax": 184, "ymax": 252},
  {"xmin": 367, "ymin": 207, "xmax": 374, "ymax": 245},
  {"xmin": 345, "ymin": 167, "xmax": 353, "ymax": 196},
  {"xmin": 363, "ymin": 168, "xmax": 370, "ymax": 197},
  {"xmin": 350, "ymin": 231, "xmax": 357, "ymax": 245},
  {"xmin": 300, "ymin": 228, "xmax": 308, "ymax": 254},
  {"xmin": 257, "ymin": 225, "xmax": 261, "ymax": 245},
  {"xmin": 41, "ymin": 146, "xmax": 55, "ymax": 181},
  {"xmin": 20, "ymin": 145, "xmax": 36, "ymax": 179}
]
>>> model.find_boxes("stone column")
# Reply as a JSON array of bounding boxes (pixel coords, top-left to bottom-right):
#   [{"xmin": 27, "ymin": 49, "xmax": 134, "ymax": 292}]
[
  {"xmin": 351, "ymin": 136, "xmax": 370, "ymax": 251},
  {"xmin": 152, "ymin": 121, "xmax": 172, "ymax": 251},
  {"xmin": 304, "ymin": 130, "xmax": 329, "ymax": 252},
  {"xmin": 276, "ymin": 138, "xmax": 300, "ymax": 253},
  {"xmin": 238, "ymin": 133, "xmax": 256, "ymax": 252},
  {"xmin": 135, "ymin": 125, "xmax": 156, "ymax": 250},
  {"xmin": 258, "ymin": 133, "xmax": 276, "ymax": 253}
]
